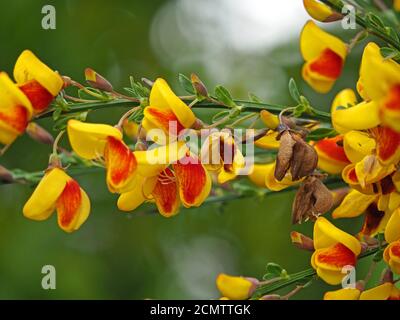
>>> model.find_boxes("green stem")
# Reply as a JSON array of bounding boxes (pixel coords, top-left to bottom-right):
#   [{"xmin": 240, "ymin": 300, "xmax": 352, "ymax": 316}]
[
  {"xmin": 252, "ymin": 244, "xmax": 384, "ymax": 298},
  {"xmin": 36, "ymin": 98, "xmax": 332, "ymax": 122},
  {"xmin": 321, "ymin": 0, "xmax": 400, "ymax": 51}
]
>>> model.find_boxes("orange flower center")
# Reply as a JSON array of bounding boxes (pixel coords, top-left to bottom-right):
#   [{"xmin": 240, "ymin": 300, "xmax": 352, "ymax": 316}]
[
  {"xmin": 19, "ymin": 80, "xmax": 54, "ymax": 113},
  {"xmin": 309, "ymin": 49, "xmax": 343, "ymax": 79},
  {"xmin": 153, "ymin": 168, "xmax": 178, "ymax": 216},
  {"xmin": 317, "ymin": 243, "xmax": 356, "ymax": 268},
  {"xmin": 146, "ymin": 107, "xmax": 185, "ymax": 134}
]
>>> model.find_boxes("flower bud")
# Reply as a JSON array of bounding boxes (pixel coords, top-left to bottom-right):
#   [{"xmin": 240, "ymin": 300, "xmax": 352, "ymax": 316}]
[
  {"xmin": 26, "ymin": 122, "xmax": 54, "ymax": 145},
  {"xmin": 84, "ymin": 68, "xmax": 113, "ymax": 92},
  {"xmin": 380, "ymin": 268, "xmax": 394, "ymax": 284},
  {"xmin": 290, "ymin": 231, "xmax": 315, "ymax": 251},
  {"xmin": 191, "ymin": 73, "xmax": 208, "ymax": 99},
  {"xmin": 123, "ymin": 119, "xmax": 139, "ymax": 141},
  {"xmin": 303, "ymin": 0, "xmax": 343, "ymax": 22},
  {"xmin": 260, "ymin": 110, "xmax": 279, "ymax": 130},
  {"xmin": 0, "ymin": 165, "xmax": 14, "ymax": 183},
  {"xmin": 216, "ymin": 273, "xmax": 259, "ymax": 300}
]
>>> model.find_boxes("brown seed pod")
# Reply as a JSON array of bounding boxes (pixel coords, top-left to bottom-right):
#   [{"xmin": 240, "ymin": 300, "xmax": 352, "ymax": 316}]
[{"xmin": 292, "ymin": 176, "xmax": 334, "ymax": 225}]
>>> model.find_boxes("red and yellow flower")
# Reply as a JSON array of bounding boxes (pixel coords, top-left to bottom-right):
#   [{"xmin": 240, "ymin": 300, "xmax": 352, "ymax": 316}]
[
  {"xmin": 300, "ymin": 21, "xmax": 347, "ymax": 93},
  {"xmin": 23, "ymin": 168, "xmax": 90, "ymax": 233},
  {"xmin": 0, "ymin": 72, "xmax": 33, "ymax": 145},
  {"xmin": 67, "ymin": 119, "xmax": 139, "ymax": 193},
  {"xmin": 14, "ymin": 50, "xmax": 63, "ymax": 114},
  {"xmin": 315, "ymin": 135, "xmax": 350, "ymax": 174},
  {"xmin": 142, "ymin": 78, "xmax": 196, "ymax": 143},
  {"xmin": 311, "ymin": 217, "xmax": 361, "ymax": 285},
  {"xmin": 324, "ymin": 283, "xmax": 400, "ymax": 300},
  {"xmin": 118, "ymin": 152, "xmax": 211, "ymax": 217}
]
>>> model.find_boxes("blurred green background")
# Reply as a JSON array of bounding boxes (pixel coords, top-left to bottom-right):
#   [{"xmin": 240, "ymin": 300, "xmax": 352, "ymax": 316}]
[{"xmin": 0, "ymin": 0, "xmax": 380, "ymax": 299}]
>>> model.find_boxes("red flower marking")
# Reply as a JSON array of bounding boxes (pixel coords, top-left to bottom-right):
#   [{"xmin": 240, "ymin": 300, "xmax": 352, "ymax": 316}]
[
  {"xmin": 57, "ymin": 179, "xmax": 81, "ymax": 227},
  {"xmin": 348, "ymin": 168, "xmax": 358, "ymax": 183},
  {"xmin": 19, "ymin": 80, "xmax": 54, "ymax": 113},
  {"xmin": 384, "ymin": 85, "xmax": 400, "ymax": 111},
  {"xmin": 174, "ymin": 156, "xmax": 206, "ymax": 205},
  {"xmin": 104, "ymin": 136, "xmax": 137, "ymax": 186},
  {"xmin": 391, "ymin": 242, "xmax": 400, "ymax": 258},
  {"xmin": 316, "ymin": 136, "xmax": 350, "ymax": 163},
  {"xmin": 0, "ymin": 105, "xmax": 29, "ymax": 133},
  {"xmin": 317, "ymin": 243, "xmax": 356, "ymax": 268},
  {"xmin": 374, "ymin": 127, "xmax": 400, "ymax": 162},
  {"xmin": 153, "ymin": 168, "xmax": 178, "ymax": 215},
  {"xmin": 310, "ymin": 49, "xmax": 343, "ymax": 79},
  {"xmin": 146, "ymin": 107, "xmax": 185, "ymax": 134}
]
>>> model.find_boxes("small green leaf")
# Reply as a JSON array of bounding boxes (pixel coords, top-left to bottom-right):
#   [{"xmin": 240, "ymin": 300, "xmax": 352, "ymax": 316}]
[
  {"xmin": 248, "ymin": 92, "xmax": 263, "ymax": 103},
  {"xmin": 214, "ymin": 85, "xmax": 236, "ymax": 108},
  {"xmin": 366, "ymin": 12, "xmax": 386, "ymax": 30},
  {"xmin": 380, "ymin": 47, "xmax": 400, "ymax": 61},
  {"xmin": 266, "ymin": 263, "xmax": 285, "ymax": 277},
  {"xmin": 288, "ymin": 78, "xmax": 301, "ymax": 103},
  {"xmin": 178, "ymin": 73, "xmax": 195, "ymax": 95}
]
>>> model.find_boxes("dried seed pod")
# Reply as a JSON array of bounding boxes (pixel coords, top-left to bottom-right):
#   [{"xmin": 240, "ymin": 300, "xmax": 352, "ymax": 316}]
[
  {"xmin": 292, "ymin": 176, "xmax": 334, "ymax": 224},
  {"xmin": 275, "ymin": 131, "xmax": 296, "ymax": 181},
  {"xmin": 275, "ymin": 130, "xmax": 318, "ymax": 181}
]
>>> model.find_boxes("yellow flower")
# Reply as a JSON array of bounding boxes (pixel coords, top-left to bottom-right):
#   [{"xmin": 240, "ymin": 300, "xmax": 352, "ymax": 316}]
[
  {"xmin": 23, "ymin": 168, "xmax": 90, "ymax": 233},
  {"xmin": 303, "ymin": 0, "xmax": 341, "ymax": 22},
  {"xmin": 0, "ymin": 72, "xmax": 32, "ymax": 145},
  {"xmin": 395, "ymin": 0, "xmax": 400, "ymax": 11},
  {"xmin": 142, "ymin": 78, "xmax": 196, "ymax": 143},
  {"xmin": 118, "ymin": 152, "xmax": 211, "ymax": 217},
  {"xmin": 324, "ymin": 288, "xmax": 361, "ymax": 300},
  {"xmin": 216, "ymin": 273, "xmax": 258, "ymax": 300},
  {"xmin": 311, "ymin": 217, "xmax": 361, "ymax": 285},
  {"xmin": 343, "ymin": 131, "xmax": 376, "ymax": 164},
  {"xmin": 359, "ymin": 43, "xmax": 400, "ymax": 132},
  {"xmin": 14, "ymin": 50, "xmax": 63, "ymax": 114},
  {"xmin": 300, "ymin": 21, "xmax": 347, "ymax": 93},
  {"xmin": 67, "ymin": 120, "xmax": 138, "ymax": 193},
  {"xmin": 360, "ymin": 282, "xmax": 400, "ymax": 300}
]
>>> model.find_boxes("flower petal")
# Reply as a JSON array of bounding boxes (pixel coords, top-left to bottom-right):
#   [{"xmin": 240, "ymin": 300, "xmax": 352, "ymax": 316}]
[
  {"xmin": 324, "ymin": 288, "xmax": 361, "ymax": 300},
  {"xmin": 332, "ymin": 189, "xmax": 378, "ymax": 219},
  {"xmin": 174, "ymin": 154, "xmax": 211, "ymax": 207},
  {"xmin": 373, "ymin": 127, "xmax": 400, "ymax": 166},
  {"xmin": 216, "ymin": 274, "xmax": 257, "ymax": 300},
  {"xmin": 152, "ymin": 168, "xmax": 180, "ymax": 217},
  {"xmin": 149, "ymin": 78, "xmax": 195, "ymax": 128},
  {"xmin": 314, "ymin": 217, "xmax": 361, "ymax": 255},
  {"xmin": 385, "ymin": 208, "xmax": 400, "ymax": 243},
  {"xmin": 359, "ymin": 283, "xmax": 394, "ymax": 300},
  {"xmin": 23, "ymin": 168, "xmax": 70, "ymax": 221},
  {"xmin": 315, "ymin": 135, "xmax": 350, "ymax": 174},
  {"xmin": 67, "ymin": 119, "xmax": 123, "ymax": 160},
  {"xmin": 104, "ymin": 136, "xmax": 138, "ymax": 193},
  {"xmin": 13, "ymin": 50, "xmax": 63, "ymax": 97},
  {"xmin": 343, "ymin": 131, "xmax": 376, "ymax": 163}
]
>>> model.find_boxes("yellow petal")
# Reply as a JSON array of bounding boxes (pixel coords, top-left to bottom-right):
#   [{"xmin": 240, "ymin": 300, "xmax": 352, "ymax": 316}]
[
  {"xmin": 313, "ymin": 217, "xmax": 361, "ymax": 255},
  {"xmin": 359, "ymin": 283, "xmax": 393, "ymax": 300},
  {"xmin": 303, "ymin": 0, "xmax": 337, "ymax": 22},
  {"xmin": 67, "ymin": 119, "xmax": 123, "ymax": 160},
  {"xmin": 260, "ymin": 110, "xmax": 279, "ymax": 130},
  {"xmin": 332, "ymin": 189, "xmax": 378, "ymax": 219},
  {"xmin": 385, "ymin": 208, "xmax": 400, "ymax": 243},
  {"xmin": 248, "ymin": 164, "xmax": 271, "ymax": 188},
  {"xmin": 331, "ymin": 89, "xmax": 358, "ymax": 134},
  {"xmin": 333, "ymin": 100, "xmax": 380, "ymax": 133},
  {"xmin": 324, "ymin": 288, "xmax": 361, "ymax": 300},
  {"xmin": 343, "ymin": 131, "xmax": 376, "ymax": 163},
  {"xmin": 13, "ymin": 50, "xmax": 63, "ymax": 97},
  {"xmin": 216, "ymin": 274, "xmax": 256, "ymax": 300},
  {"xmin": 149, "ymin": 78, "xmax": 195, "ymax": 128},
  {"xmin": 359, "ymin": 42, "xmax": 400, "ymax": 101},
  {"xmin": 23, "ymin": 168, "xmax": 70, "ymax": 221},
  {"xmin": 254, "ymin": 130, "xmax": 280, "ymax": 149},
  {"xmin": 117, "ymin": 176, "xmax": 157, "ymax": 212}
]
